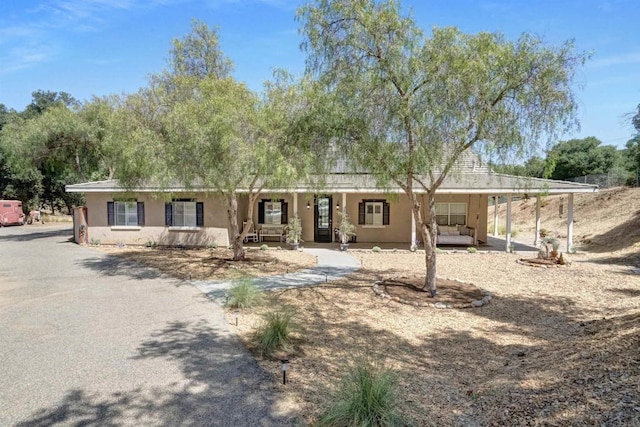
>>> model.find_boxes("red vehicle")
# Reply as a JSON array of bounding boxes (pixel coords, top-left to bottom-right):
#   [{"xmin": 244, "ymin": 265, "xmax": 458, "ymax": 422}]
[{"xmin": 0, "ymin": 200, "xmax": 26, "ymax": 226}]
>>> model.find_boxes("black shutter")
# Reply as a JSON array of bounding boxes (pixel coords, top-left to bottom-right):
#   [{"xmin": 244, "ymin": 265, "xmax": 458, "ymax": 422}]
[
  {"xmin": 107, "ymin": 202, "xmax": 115, "ymax": 226},
  {"xmin": 196, "ymin": 202, "xmax": 204, "ymax": 227},
  {"xmin": 383, "ymin": 201, "xmax": 390, "ymax": 225},
  {"xmin": 165, "ymin": 203, "xmax": 173, "ymax": 226},
  {"xmin": 258, "ymin": 200, "xmax": 265, "ymax": 224},
  {"xmin": 137, "ymin": 202, "xmax": 145, "ymax": 226},
  {"xmin": 280, "ymin": 200, "xmax": 288, "ymax": 224},
  {"xmin": 358, "ymin": 202, "xmax": 365, "ymax": 225}
]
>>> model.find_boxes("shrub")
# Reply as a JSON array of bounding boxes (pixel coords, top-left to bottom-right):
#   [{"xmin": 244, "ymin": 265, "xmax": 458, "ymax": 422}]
[
  {"xmin": 467, "ymin": 246, "xmax": 477, "ymax": 253},
  {"xmin": 206, "ymin": 242, "xmax": 218, "ymax": 250},
  {"xmin": 372, "ymin": 246, "xmax": 381, "ymax": 253},
  {"xmin": 254, "ymin": 310, "xmax": 295, "ymax": 358},
  {"xmin": 145, "ymin": 239, "xmax": 158, "ymax": 248},
  {"xmin": 90, "ymin": 238, "xmax": 101, "ymax": 246},
  {"xmin": 497, "ymin": 225, "xmax": 518, "ymax": 237},
  {"xmin": 319, "ymin": 356, "xmax": 404, "ymax": 427},
  {"xmin": 226, "ymin": 277, "xmax": 262, "ymax": 309},
  {"xmin": 260, "ymin": 244, "xmax": 268, "ymax": 251},
  {"xmin": 435, "ymin": 247, "xmax": 444, "ymax": 254}
]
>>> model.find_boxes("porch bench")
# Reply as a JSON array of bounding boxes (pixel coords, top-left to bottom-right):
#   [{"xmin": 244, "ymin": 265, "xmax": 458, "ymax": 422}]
[
  {"xmin": 259, "ymin": 224, "xmax": 285, "ymax": 242},
  {"xmin": 437, "ymin": 225, "xmax": 475, "ymax": 246}
]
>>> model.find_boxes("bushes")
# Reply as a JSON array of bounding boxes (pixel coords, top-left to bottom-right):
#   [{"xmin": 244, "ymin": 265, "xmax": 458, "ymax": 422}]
[
  {"xmin": 226, "ymin": 277, "xmax": 262, "ymax": 309},
  {"xmin": 497, "ymin": 225, "xmax": 518, "ymax": 237},
  {"xmin": 254, "ymin": 310, "xmax": 295, "ymax": 357},
  {"xmin": 319, "ymin": 356, "xmax": 404, "ymax": 427}
]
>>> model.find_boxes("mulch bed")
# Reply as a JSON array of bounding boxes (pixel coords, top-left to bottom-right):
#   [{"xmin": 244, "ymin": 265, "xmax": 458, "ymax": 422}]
[
  {"xmin": 374, "ymin": 275, "xmax": 490, "ymax": 308},
  {"xmin": 517, "ymin": 257, "xmax": 568, "ymax": 268}
]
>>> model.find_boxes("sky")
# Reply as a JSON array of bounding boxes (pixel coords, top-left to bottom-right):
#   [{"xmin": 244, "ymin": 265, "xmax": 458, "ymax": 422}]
[{"xmin": 1, "ymin": 0, "xmax": 638, "ymax": 148}]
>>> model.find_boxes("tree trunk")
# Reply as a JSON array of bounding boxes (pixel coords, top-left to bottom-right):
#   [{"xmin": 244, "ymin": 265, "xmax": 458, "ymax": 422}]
[
  {"xmin": 225, "ymin": 192, "xmax": 244, "ymax": 261},
  {"xmin": 412, "ymin": 193, "xmax": 438, "ymax": 296}
]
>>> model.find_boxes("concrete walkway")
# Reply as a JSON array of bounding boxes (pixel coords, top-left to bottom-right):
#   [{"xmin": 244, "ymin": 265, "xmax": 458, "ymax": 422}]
[{"xmin": 192, "ymin": 248, "xmax": 361, "ymax": 302}]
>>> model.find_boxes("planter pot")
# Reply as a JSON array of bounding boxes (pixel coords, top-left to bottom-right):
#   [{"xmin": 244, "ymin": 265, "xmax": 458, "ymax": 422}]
[
  {"xmin": 340, "ymin": 243, "xmax": 349, "ymax": 251},
  {"xmin": 290, "ymin": 243, "xmax": 299, "ymax": 251}
]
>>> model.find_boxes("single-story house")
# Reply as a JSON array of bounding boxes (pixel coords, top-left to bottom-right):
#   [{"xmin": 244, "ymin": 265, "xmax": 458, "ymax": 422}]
[{"xmin": 66, "ymin": 160, "xmax": 598, "ymax": 251}]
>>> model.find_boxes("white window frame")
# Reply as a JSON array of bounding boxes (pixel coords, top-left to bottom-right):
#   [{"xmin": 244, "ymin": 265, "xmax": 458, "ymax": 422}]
[
  {"xmin": 365, "ymin": 201, "xmax": 383, "ymax": 226},
  {"xmin": 435, "ymin": 203, "xmax": 467, "ymax": 226},
  {"xmin": 172, "ymin": 201, "xmax": 197, "ymax": 227},
  {"xmin": 114, "ymin": 201, "xmax": 138, "ymax": 226},
  {"xmin": 264, "ymin": 201, "xmax": 282, "ymax": 225}
]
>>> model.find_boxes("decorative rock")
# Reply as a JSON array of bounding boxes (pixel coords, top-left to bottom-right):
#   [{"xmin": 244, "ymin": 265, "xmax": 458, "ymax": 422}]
[
  {"xmin": 434, "ymin": 302, "xmax": 447, "ymax": 309},
  {"xmin": 471, "ymin": 300, "xmax": 484, "ymax": 307}
]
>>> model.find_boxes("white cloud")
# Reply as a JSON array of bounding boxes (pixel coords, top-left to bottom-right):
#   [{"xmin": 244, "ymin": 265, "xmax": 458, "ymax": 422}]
[{"xmin": 590, "ymin": 52, "xmax": 640, "ymax": 68}]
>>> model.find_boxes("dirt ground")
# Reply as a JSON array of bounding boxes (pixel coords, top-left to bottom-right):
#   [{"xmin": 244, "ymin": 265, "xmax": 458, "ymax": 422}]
[{"xmin": 93, "ymin": 188, "xmax": 640, "ymax": 425}]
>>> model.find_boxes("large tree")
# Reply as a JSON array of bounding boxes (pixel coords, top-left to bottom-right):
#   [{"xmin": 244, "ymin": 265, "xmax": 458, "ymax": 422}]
[
  {"xmin": 124, "ymin": 21, "xmax": 326, "ymax": 260},
  {"xmin": 548, "ymin": 136, "xmax": 619, "ymax": 180},
  {"xmin": 298, "ymin": 0, "xmax": 585, "ymax": 293}
]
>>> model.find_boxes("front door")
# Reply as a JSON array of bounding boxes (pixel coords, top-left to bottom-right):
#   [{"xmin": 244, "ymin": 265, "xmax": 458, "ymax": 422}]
[{"xmin": 314, "ymin": 195, "xmax": 333, "ymax": 243}]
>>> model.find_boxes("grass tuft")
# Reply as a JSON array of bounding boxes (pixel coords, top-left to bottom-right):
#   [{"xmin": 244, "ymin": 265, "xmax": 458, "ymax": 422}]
[
  {"xmin": 467, "ymin": 246, "xmax": 477, "ymax": 253},
  {"xmin": 372, "ymin": 246, "xmax": 382, "ymax": 253},
  {"xmin": 226, "ymin": 277, "xmax": 262, "ymax": 309},
  {"xmin": 254, "ymin": 310, "xmax": 295, "ymax": 358},
  {"xmin": 319, "ymin": 355, "xmax": 405, "ymax": 427}
]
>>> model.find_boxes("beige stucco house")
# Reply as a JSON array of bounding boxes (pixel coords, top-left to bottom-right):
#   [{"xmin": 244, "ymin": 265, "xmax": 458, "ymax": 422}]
[{"xmin": 66, "ymin": 166, "xmax": 597, "ymax": 251}]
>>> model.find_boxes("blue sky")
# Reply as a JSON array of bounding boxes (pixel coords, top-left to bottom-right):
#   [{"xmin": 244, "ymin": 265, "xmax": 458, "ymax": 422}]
[{"xmin": 1, "ymin": 0, "xmax": 638, "ymax": 148}]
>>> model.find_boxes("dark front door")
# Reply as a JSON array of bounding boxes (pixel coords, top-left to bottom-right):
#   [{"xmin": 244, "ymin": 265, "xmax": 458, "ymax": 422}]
[{"xmin": 314, "ymin": 195, "xmax": 333, "ymax": 243}]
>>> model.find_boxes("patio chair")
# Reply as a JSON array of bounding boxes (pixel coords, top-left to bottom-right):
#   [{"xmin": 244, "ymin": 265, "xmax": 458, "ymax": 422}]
[{"xmin": 243, "ymin": 220, "xmax": 259, "ymax": 243}]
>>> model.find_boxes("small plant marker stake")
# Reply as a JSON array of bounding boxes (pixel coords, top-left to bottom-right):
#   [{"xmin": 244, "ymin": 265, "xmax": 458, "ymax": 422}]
[{"xmin": 281, "ymin": 359, "xmax": 289, "ymax": 385}]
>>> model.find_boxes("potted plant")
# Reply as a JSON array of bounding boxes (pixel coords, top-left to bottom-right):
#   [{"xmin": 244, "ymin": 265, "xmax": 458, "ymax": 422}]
[
  {"xmin": 285, "ymin": 215, "xmax": 302, "ymax": 250},
  {"xmin": 550, "ymin": 238, "xmax": 561, "ymax": 259},
  {"xmin": 336, "ymin": 211, "xmax": 356, "ymax": 251}
]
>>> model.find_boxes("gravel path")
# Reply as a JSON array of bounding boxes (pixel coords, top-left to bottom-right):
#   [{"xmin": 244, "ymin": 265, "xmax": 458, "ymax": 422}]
[{"xmin": 0, "ymin": 224, "xmax": 300, "ymax": 426}]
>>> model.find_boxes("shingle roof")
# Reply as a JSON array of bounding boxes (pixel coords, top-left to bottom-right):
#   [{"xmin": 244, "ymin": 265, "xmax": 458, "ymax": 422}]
[{"xmin": 66, "ymin": 172, "xmax": 597, "ymax": 195}]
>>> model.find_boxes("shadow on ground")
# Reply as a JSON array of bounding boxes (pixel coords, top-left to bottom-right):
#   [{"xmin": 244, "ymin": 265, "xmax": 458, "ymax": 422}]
[
  {"xmin": 0, "ymin": 227, "xmax": 72, "ymax": 242},
  {"xmin": 18, "ymin": 319, "xmax": 299, "ymax": 426}
]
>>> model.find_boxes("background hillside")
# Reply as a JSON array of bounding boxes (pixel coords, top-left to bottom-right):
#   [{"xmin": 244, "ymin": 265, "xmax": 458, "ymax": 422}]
[{"xmin": 490, "ymin": 187, "xmax": 640, "ymax": 265}]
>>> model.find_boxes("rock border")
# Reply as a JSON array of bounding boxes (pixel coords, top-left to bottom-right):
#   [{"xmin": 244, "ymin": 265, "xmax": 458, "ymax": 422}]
[{"xmin": 372, "ymin": 278, "xmax": 492, "ymax": 309}]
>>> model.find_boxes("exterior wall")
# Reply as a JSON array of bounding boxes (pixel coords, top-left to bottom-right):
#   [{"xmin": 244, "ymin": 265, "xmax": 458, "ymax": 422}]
[
  {"xmin": 85, "ymin": 193, "xmax": 230, "ymax": 247},
  {"xmin": 83, "ymin": 191, "xmax": 489, "ymax": 247}
]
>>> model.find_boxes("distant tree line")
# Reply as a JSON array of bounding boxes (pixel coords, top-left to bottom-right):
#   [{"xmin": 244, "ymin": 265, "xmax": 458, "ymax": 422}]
[{"xmin": 492, "ymin": 129, "xmax": 640, "ymax": 185}]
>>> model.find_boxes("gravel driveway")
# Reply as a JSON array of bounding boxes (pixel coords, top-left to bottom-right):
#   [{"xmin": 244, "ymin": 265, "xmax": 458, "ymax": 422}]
[{"xmin": 0, "ymin": 224, "xmax": 297, "ymax": 426}]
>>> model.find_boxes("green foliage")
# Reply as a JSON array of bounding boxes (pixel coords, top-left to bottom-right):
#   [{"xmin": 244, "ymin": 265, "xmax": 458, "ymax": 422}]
[
  {"xmin": 337, "ymin": 211, "xmax": 356, "ymax": 244},
  {"xmin": 435, "ymin": 248, "xmax": 445, "ymax": 254},
  {"xmin": 226, "ymin": 277, "xmax": 262, "ymax": 309},
  {"xmin": 260, "ymin": 244, "xmax": 269, "ymax": 251},
  {"xmin": 206, "ymin": 242, "xmax": 218, "ymax": 250},
  {"xmin": 319, "ymin": 355, "xmax": 404, "ymax": 427},
  {"xmin": 467, "ymin": 247, "xmax": 477, "ymax": 253},
  {"xmin": 90, "ymin": 238, "xmax": 101, "ymax": 246},
  {"xmin": 254, "ymin": 310, "xmax": 295, "ymax": 358},
  {"xmin": 548, "ymin": 137, "xmax": 620, "ymax": 180},
  {"xmin": 498, "ymin": 225, "xmax": 518, "ymax": 237},
  {"xmin": 372, "ymin": 246, "xmax": 381, "ymax": 252},
  {"xmin": 286, "ymin": 215, "xmax": 302, "ymax": 244},
  {"xmin": 298, "ymin": 0, "xmax": 585, "ymax": 292}
]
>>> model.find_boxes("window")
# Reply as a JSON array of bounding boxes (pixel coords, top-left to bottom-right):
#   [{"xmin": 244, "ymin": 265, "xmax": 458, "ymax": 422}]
[
  {"xmin": 435, "ymin": 203, "xmax": 467, "ymax": 226},
  {"xmin": 358, "ymin": 200, "xmax": 390, "ymax": 226},
  {"xmin": 258, "ymin": 199, "xmax": 288, "ymax": 225},
  {"xmin": 365, "ymin": 201, "xmax": 383, "ymax": 226},
  {"xmin": 107, "ymin": 201, "xmax": 144, "ymax": 227},
  {"xmin": 165, "ymin": 200, "xmax": 204, "ymax": 227},
  {"xmin": 264, "ymin": 201, "xmax": 281, "ymax": 225}
]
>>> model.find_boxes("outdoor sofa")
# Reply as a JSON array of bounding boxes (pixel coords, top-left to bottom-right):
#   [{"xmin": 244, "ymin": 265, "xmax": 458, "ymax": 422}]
[{"xmin": 436, "ymin": 225, "xmax": 476, "ymax": 246}]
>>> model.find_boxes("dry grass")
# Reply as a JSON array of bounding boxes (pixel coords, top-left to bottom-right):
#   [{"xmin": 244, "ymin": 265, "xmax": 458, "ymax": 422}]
[
  {"xmin": 229, "ymin": 251, "xmax": 640, "ymax": 426},
  {"xmin": 93, "ymin": 245, "xmax": 317, "ymax": 280}
]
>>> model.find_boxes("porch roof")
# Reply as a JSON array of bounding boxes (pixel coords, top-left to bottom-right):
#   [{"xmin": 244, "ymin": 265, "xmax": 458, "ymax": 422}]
[{"xmin": 66, "ymin": 173, "xmax": 597, "ymax": 195}]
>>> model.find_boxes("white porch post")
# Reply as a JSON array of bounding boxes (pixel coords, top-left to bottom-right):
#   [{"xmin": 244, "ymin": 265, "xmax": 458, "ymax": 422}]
[
  {"xmin": 342, "ymin": 193, "xmax": 347, "ymax": 214},
  {"xmin": 567, "ymin": 193, "xmax": 574, "ymax": 252},
  {"xmin": 293, "ymin": 193, "xmax": 298, "ymax": 216},
  {"xmin": 411, "ymin": 210, "xmax": 417, "ymax": 247},
  {"xmin": 505, "ymin": 194, "xmax": 512, "ymax": 252},
  {"xmin": 493, "ymin": 196, "xmax": 499, "ymax": 236},
  {"xmin": 534, "ymin": 195, "xmax": 541, "ymax": 246}
]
